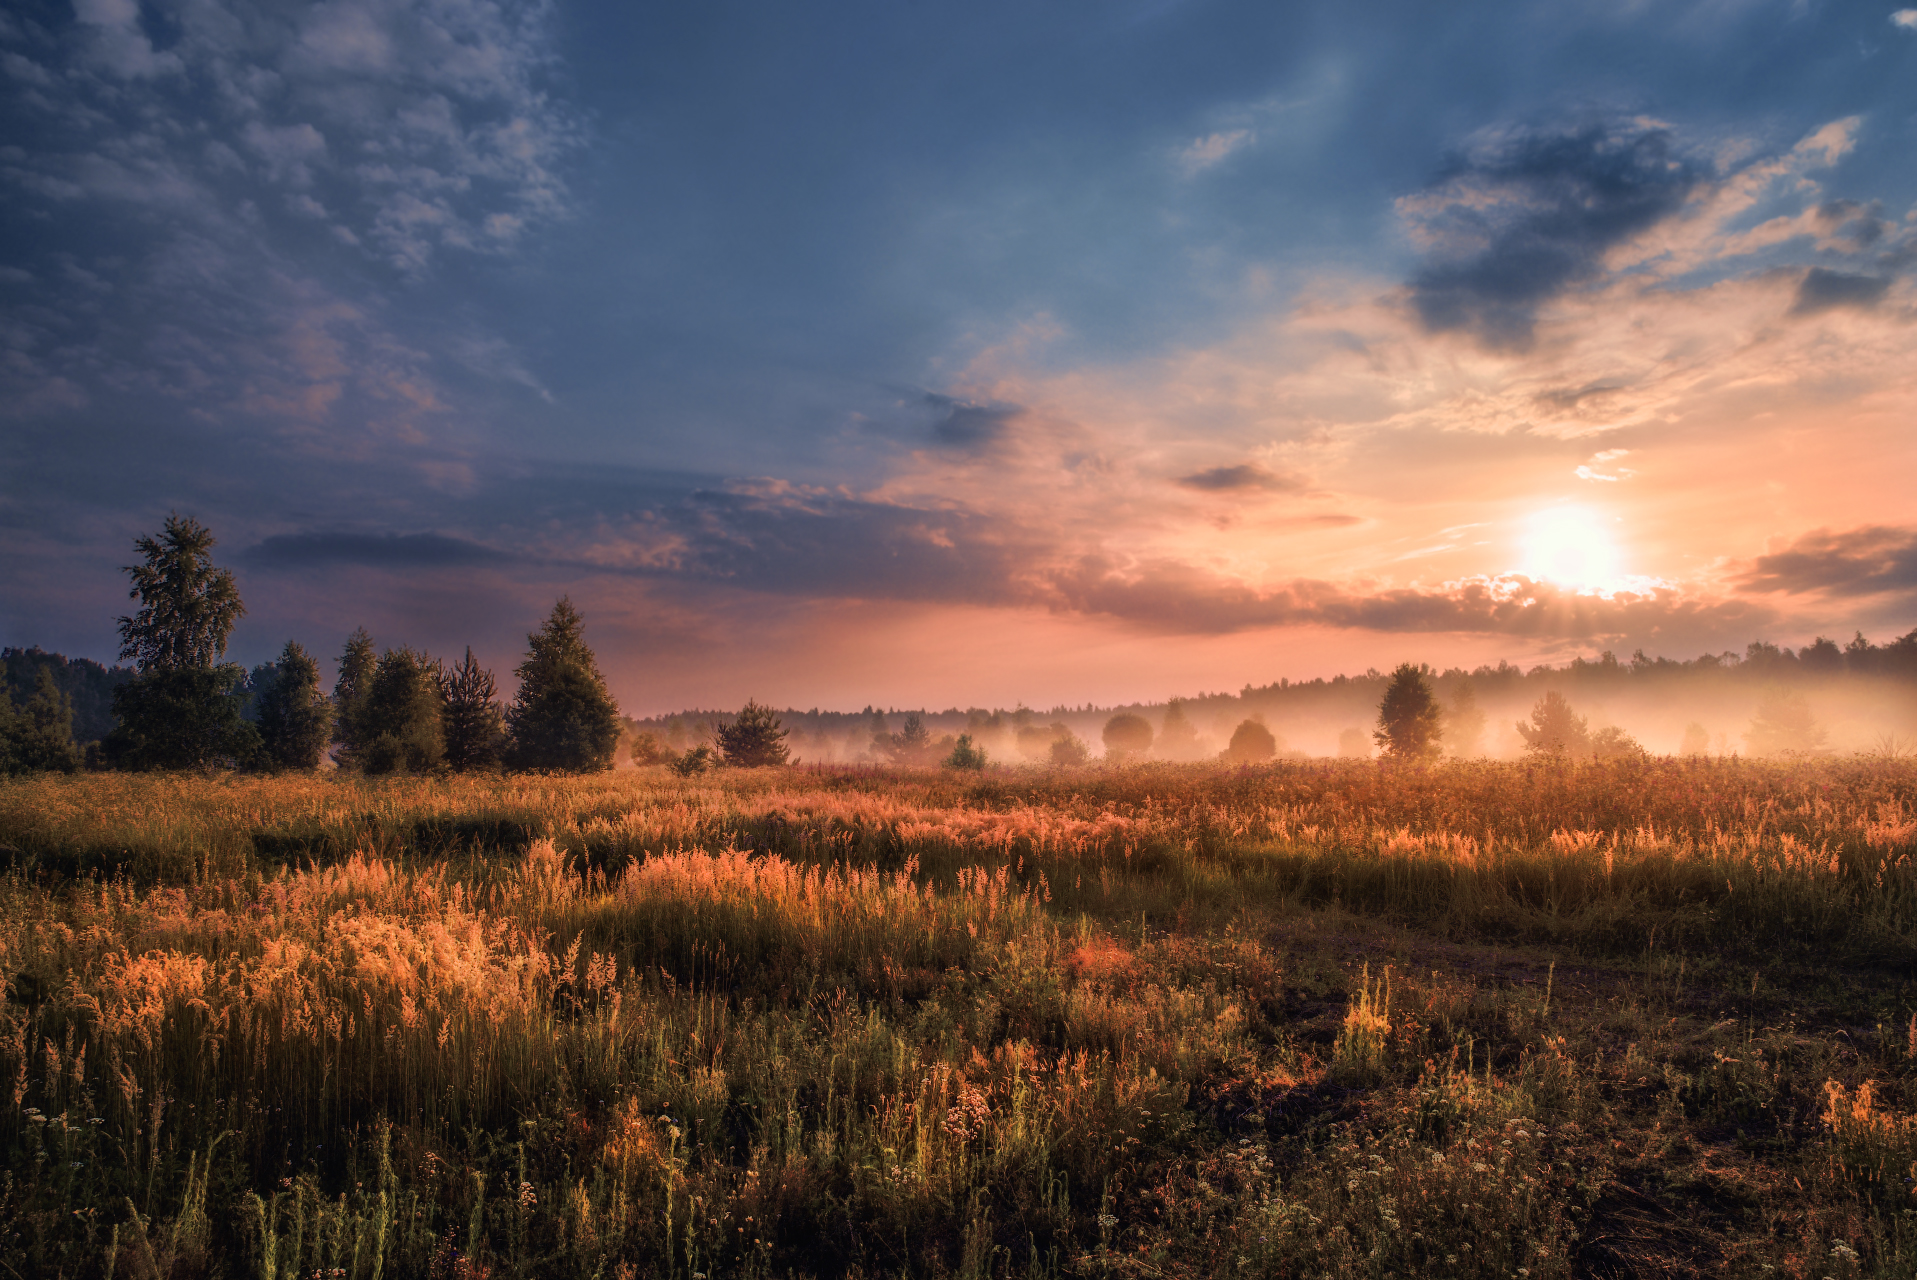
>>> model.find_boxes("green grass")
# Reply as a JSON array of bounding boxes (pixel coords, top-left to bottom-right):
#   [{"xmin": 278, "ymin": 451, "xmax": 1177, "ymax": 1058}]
[{"xmin": 0, "ymin": 758, "xmax": 1914, "ymax": 1277}]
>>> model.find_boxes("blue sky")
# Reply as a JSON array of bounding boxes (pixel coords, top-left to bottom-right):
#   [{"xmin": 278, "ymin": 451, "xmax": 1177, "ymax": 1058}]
[{"xmin": 4, "ymin": 0, "xmax": 1916, "ymax": 712}]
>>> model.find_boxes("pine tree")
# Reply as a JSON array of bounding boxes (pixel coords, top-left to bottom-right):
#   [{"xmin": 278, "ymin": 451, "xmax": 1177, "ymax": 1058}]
[
  {"xmin": 359, "ymin": 647, "xmax": 444, "ymax": 775},
  {"xmin": 255, "ymin": 641, "xmax": 333, "ymax": 770},
  {"xmin": 101, "ymin": 516, "xmax": 259, "ymax": 770},
  {"xmin": 944, "ymin": 733, "xmax": 988, "ymax": 769},
  {"xmin": 716, "ymin": 699, "xmax": 791, "ymax": 767},
  {"xmin": 505, "ymin": 598, "xmax": 622, "ymax": 772},
  {"xmin": 441, "ymin": 647, "xmax": 506, "ymax": 772},
  {"xmin": 1374, "ymin": 663, "xmax": 1443, "ymax": 761},
  {"xmin": 331, "ymin": 628, "xmax": 377, "ymax": 767},
  {"xmin": 0, "ymin": 668, "xmax": 84, "ymax": 775}
]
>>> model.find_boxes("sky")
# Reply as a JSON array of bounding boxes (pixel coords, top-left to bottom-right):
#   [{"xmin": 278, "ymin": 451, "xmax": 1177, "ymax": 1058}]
[{"xmin": 3, "ymin": 0, "xmax": 1916, "ymax": 715}]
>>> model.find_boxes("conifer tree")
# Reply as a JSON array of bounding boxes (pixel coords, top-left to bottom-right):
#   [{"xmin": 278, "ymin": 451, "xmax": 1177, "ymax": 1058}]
[
  {"xmin": 359, "ymin": 647, "xmax": 444, "ymax": 775},
  {"xmin": 255, "ymin": 641, "xmax": 333, "ymax": 770},
  {"xmin": 331, "ymin": 628, "xmax": 377, "ymax": 767},
  {"xmin": 441, "ymin": 647, "xmax": 506, "ymax": 772},
  {"xmin": 1516, "ymin": 691, "xmax": 1589, "ymax": 757},
  {"xmin": 0, "ymin": 668, "xmax": 84, "ymax": 775},
  {"xmin": 505, "ymin": 598, "xmax": 621, "ymax": 772},
  {"xmin": 716, "ymin": 699, "xmax": 791, "ymax": 767},
  {"xmin": 101, "ymin": 516, "xmax": 258, "ymax": 770}
]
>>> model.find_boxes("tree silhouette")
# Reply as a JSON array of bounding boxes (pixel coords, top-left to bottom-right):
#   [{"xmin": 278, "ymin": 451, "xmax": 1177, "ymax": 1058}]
[
  {"xmin": 505, "ymin": 598, "xmax": 622, "ymax": 773},
  {"xmin": 1156, "ymin": 699, "xmax": 1203, "ymax": 760},
  {"xmin": 881, "ymin": 712, "xmax": 937, "ymax": 765},
  {"xmin": 1101, "ymin": 713, "xmax": 1153, "ymax": 761},
  {"xmin": 1222, "ymin": 719, "xmax": 1277, "ymax": 764},
  {"xmin": 1048, "ymin": 731, "xmax": 1089, "ymax": 767},
  {"xmin": 717, "ymin": 699, "xmax": 791, "ymax": 767},
  {"xmin": 1516, "ymin": 691, "xmax": 1589, "ymax": 757},
  {"xmin": 255, "ymin": 641, "xmax": 333, "ymax": 770},
  {"xmin": 441, "ymin": 647, "xmax": 506, "ymax": 772},
  {"xmin": 1678, "ymin": 722, "xmax": 1711, "ymax": 757},
  {"xmin": 101, "ymin": 517, "xmax": 257, "ymax": 770},
  {"xmin": 1374, "ymin": 662, "xmax": 1443, "ymax": 761}
]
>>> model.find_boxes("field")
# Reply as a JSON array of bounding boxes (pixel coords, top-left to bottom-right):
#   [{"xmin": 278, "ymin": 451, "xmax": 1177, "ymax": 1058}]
[{"xmin": 1, "ymin": 758, "xmax": 1914, "ymax": 1279}]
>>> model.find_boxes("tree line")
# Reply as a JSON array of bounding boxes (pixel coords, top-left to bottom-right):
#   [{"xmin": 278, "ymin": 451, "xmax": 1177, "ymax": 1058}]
[{"xmin": 1, "ymin": 517, "xmax": 624, "ymax": 776}]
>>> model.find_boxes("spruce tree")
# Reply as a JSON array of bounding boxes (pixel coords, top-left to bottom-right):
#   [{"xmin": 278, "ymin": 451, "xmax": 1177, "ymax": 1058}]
[
  {"xmin": 716, "ymin": 700, "xmax": 790, "ymax": 767},
  {"xmin": 331, "ymin": 627, "xmax": 377, "ymax": 767},
  {"xmin": 505, "ymin": 598, "xmax": 621, "ymax": 772},
  {"xmin": 101, "ymin": 516, "xmax": 259, "ymax": 770},
  {"xmin": 0, "ymin": 668, "xmax": 84, "ymax": 775},
  {"xmin": 255, "ymin": 641, "xmax": 333, "ymax": 770},
  {"xmin": 441, "ymin": 647, "xmax": 506, "ymax": 772}
]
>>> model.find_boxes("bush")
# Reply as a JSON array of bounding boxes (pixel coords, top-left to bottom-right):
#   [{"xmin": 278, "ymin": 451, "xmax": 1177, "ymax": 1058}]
[
  {"xmin": 1222, "ymin": 719, "xmax": 1276, "ymax": 763},
  {"xmin": 1049, "ymin": 732, "xmax": 1089, "ymax": 766},
  {"xmin": 629, "ymin": 731, "xmax": 678, "ymax": 767}
]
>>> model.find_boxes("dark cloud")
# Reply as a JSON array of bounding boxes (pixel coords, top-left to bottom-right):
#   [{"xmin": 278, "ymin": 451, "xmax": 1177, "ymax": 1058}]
[
  {"xmin": 924, "ymin": 394, "xmax": 1020, "ymax": 449},
  {"xmin": 1790, "ymin": 267, "xmax": 1890, "ymax": 315},
  {"xmin": 1735, "ymin": 526, "xmax": 1917, "ymax": 597},
  {"xmin": 1405, "ymin": 119, "xmax": 1705, "ymax": 349},
  {"xmin": 244, "ymin": 532, "xmax": 510, "ymax": 569},
  {"xmin": 1176, "ymin": 462, "xmax": 1307, "ymax": 492}
]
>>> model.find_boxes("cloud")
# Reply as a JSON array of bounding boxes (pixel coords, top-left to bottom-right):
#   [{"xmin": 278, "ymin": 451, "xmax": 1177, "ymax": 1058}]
[
  {"xmin": 1735, "ymin": 526, "xmax": 1917, "ymax": 598},
  {"xmin": 1574, "ymin": 448, "xmax": 1634, "ymax": 482},
  {"xmin": 924, "ymin": 393, "xmax": 1020, "ymax": 449},
  {"xmin": 1401, "ymin": 117, "xmax": 1707, "ymax": 349},
  {"xmin": 1893, "ymin": 9, "xmax": 1917, "ymax": 30},
  {"xmin": 1791, "ymin": 267, "xmax": 1890, "ymax": 315},
  {"xmin": 1176, "ymin": 462, "xmax": 1307, "ymax": 492},
  {"xmin": 244, "ymin": 531, "xmax": 510, "ymax": 569},
  {"xmin": 1175, "ymin": 128, "xmax": 1253, "ymax": 176}
]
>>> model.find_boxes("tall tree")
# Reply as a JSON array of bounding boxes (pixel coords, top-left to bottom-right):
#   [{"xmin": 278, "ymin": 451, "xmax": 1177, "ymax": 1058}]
[
  {"xmin": 100, "ymin": 516, "xmax": 258, "ymax": 770},
  {"xmin": 331, "ymin": 627, "xmax": 377, "ymax": 767},
  {"xmin": 255, "ymin": 641, "xmax": 333, "ymax": 770},
  {"xmin": 505, "ymin": 598, "xmax": 622, "ymax": 772},
  {"xmin": 441, "ymin": 647, "xmax": 506, "ymax": 772},
  {"xmin": 116, "ymin": 514, "xmax": 245, "ymax": 672},
  {"xmin": 359, "ymin": 647, "xmax": 445, "ymax": 775},
  {"xmin": 1374, "ymin": 663, "xmax": 1443, "ymax": 761},
  {"xmin": 716, "ymin": 699, "xmax": 791, "ymax": 767},
  {"xmin": 0, "ymin": 668, "xmax": 84, "ymax": 775}
]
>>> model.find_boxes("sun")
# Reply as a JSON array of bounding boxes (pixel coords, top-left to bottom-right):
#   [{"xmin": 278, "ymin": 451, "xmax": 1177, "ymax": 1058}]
[{"xmin": 1518, "ymin": 506, "xmax": 1625, "ymax": 592}]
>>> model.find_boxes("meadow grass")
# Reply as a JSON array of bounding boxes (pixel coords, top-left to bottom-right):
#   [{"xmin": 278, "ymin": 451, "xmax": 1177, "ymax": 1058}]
[{"xmin": 0, "ymin": 757, "xmax": 1913, "ymax": 1278}]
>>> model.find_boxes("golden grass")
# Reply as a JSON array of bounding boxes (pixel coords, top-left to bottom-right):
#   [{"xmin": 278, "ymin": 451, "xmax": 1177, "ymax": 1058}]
[{"xmin": 0, "ymin": 756, "xmax": 1913, "ymax": 1277}]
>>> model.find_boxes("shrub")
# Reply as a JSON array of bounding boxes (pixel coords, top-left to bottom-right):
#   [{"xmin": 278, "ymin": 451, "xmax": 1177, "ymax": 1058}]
[
  {"xmin": 1049, "ymin": 732, "xmax": 1089, "ymax": 766},
  {"xmin": 629, "ymin": 731, "xmax": 678, "ymax": 767}
]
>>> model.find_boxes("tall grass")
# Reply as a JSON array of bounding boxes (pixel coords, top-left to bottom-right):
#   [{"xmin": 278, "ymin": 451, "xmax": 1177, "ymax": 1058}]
[{"xmin": 1, "ymin": 756, "xmax": 1914, "ymax": 1276}]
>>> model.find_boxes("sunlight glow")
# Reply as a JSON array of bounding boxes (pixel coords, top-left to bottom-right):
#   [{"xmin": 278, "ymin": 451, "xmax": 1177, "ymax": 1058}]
[{"xmin": 1518, "ymin": 506, "xmax": 1626, "ymax": 592}]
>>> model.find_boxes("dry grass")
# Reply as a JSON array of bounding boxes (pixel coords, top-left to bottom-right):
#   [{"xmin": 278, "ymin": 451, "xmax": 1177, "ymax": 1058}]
[{"xmin": 0, "ymin": 756, "xmax": 1913, "ymax": 1277}]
